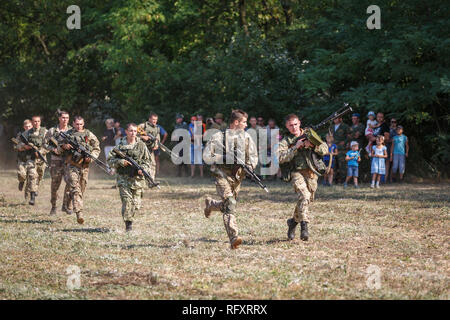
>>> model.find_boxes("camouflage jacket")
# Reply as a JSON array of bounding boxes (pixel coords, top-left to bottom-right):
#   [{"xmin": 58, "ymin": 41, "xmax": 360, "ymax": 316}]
[
  {"xmin": 330, "ymin": 122, "xmax": 350, "ymax": 151},
  {"xmin": 204, "ymin": 129, "xmax": 258, "ymax": 178},
  {"xmin": 107, "ymin": 137, "xmax": 152, "ymax": 189},
  {"xmin": 22, "ymin": 127, "xmax": 48, "ymax": 161},
  {"xmin": 349, "ymin": 123, "xmax": 365, "ymax": 147},
  {"xmin": 62, "ymin": 128, "xmax": 100, "ymax": 165},
  {"xmin": 44, "ymin": 125, "xmax": 72, "ymax": 160},
  {"xmin": 13, "ymin": 131, "xmax": 28, "ymax": 162},
  {"xmin": 279, "ymin": 132, "xmax": 328, "ymax": 174},
  {"xmin": 138, "ymin": 121, "xmax": 160, "ymax": 150}
]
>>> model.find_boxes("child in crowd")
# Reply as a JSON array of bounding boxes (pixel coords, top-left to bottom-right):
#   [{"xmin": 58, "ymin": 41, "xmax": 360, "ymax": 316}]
[
  {"xmin": 371, "ymin": 135, "xmax": 388, "ymax": 188},
  {"xmin": 365, "ymin": 111, "xmax": 378, "ymax": 153},
  {"xmin": 344, "ymin": 141, "xmax": 361, "ymax": 188},
  {"xmin": 390, "ymin": 125, "xmax": 409, "ymax": 182},
  {"xmin": 322, "ymin": 134, "xmax": 338, "ymax": 186}
]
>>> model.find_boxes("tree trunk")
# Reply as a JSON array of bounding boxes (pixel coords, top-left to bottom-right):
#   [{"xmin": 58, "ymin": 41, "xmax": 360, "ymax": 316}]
[
  {"xmin": 280, "ymin": 0, "xmax": 293, "ymax": 26},
  {"xmin": 239, "ymin": 0, "xmax": 250, "ymax": 36}
]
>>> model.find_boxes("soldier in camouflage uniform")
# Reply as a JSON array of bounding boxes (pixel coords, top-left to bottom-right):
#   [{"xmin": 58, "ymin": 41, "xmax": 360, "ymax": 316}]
[
  {"xmin": 19, "ymin": 116, "xmax": 48, "ymax": 205},
  {"xmin": 61, "ymin": 116, "xmax": 100, "ymax": 224},
  {"xmin": 279, "ymin": 114, "xmax": 328, "ymax": 241},
  {"xmin": 330, "ymin": 117, "xmax": 350, "ymax": 183},
  {"xmin": 203, "ymin": 110, "xmax": 258, "ymax": 249},
  {"xmin": 107, "ymin": 123, "xmax": 152, "ymax": 231},
  {"xmin": 44, "ymin": 110, "xmax": 72, "ymax": 215},
  {"xmin": 348, "ymin": 113, "xmax": 365, "ymax": 149},
  {"xmin": 13, "ymin": 119, "xmax": 33, "ymax": 199},
  {"xmin": 137, "ymin": 113, "xmax": 159, "ymax": 179}
]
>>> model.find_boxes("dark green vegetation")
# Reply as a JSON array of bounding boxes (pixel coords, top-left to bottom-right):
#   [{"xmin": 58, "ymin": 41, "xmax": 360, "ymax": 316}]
[{"xmin": 1, "ymin": 0, "xmax": 449, "ymax": 173}]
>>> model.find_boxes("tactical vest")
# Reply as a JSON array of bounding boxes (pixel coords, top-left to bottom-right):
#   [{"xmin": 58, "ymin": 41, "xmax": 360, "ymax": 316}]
[
  {"xmin": 25, "ymin": 127, "xmax": 46, "ymax": 159},
  {"xmin": 219, "ymin": 130, "xmax": 248, "ymax": 170},
  {"xmin": 50, "ymin": 125, "xmax": 72, "ymax": 156},
  {"xmin": 280, "ymin": 134, "xmax": 327, "ymax": 182},
  {"xmin": 16, "ymin": 132, "xmax": 27, "ymax": 162},
  {"xmin": 141, "ymin": 122, "xmax": 160, "ymax": 150},
  {"xmin": 66, "ymin": 129, "xmax": 93, "ymax": 163},
  {"xmin": 115, "ymin": 140, "xmax": 146, "ymax": 177}
]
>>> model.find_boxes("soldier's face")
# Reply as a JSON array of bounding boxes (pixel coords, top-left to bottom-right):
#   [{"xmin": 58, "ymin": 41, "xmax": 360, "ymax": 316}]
[
  {"xmin": 126, "ymin": 126, "xmax": 137, "ymax": 139},
  {"xmin": 23, "ymin": 123, "xmax": 32, "ymax": 131},
  {"xmin": 235, "ymin": 117, "xmax": 247, "ymax": 130},
  {"xmin": 73, "ymin": 119, "xmax": 84, "ymax": 131},
  {"xmin": 32, "ymin": 117, "xmax": 41, "ymax": 129},
  {"xmin": 215, "ymin": 118, "xmax": 223, "ymax": 124},
  {"xmin": 59, "ymin": 114, "xmax": 69, "ymax": 126},
  {"xmin": 286, "ymin": 118, "xmax": 301, "ymax": 136},
  {"xmin": 149, "ymin": 116, "xmax": 158, "ymax": 125}
]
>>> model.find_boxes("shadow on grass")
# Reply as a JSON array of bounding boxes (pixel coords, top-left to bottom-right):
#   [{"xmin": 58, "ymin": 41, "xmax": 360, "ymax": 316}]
[
  {"xmin": 0, "ymin": 219, "xmax": 53, "ymax": 224},
  {"xmin": 104, "ymin": 243, "xmax": 174, "ymax": 250},
  {"xmin": 243, "ymin": 238, "xmax": 290, "ymax": 246},
  {"xmin": 61, "ymin": 227, "xmax": 110, "ymax": 233}
]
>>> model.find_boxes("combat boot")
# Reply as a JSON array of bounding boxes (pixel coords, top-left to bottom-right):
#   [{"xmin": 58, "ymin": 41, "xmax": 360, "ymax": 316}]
[
  {"xmin": 230, "ymin": 236, "xmax": 243, "ymax": 250},
  {"xmin": 18, "ymin": 182, "xmax": 24, "ymax": 191},
  {"xmin": 204, "ymin": 197, "xmax": 212, "ymax": 218},
  {"xmin": 76, "ymin": 212, "xmax": 84, "ymax": 225},
  {"xmin": 29, "ymin": 192, "xmax": 36, "ymax": 205},
  {"xmin": 287, "ymin": 218, "xmax": 298, "ymax": 240},
  {"xmin": 300, "ymin": 221, "xmax": 309, "ymax": 241},
  {"xmin": 125, "ymin": 221, "xmax": 132, "ymax": 232},
  {"xmin": 49, "ymin": 207, "xmax": 57, "ymax": 215}
]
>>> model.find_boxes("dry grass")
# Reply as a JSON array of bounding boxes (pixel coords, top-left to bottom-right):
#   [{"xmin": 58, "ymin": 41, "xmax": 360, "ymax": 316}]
[{"xmin": 0, "ymin": 169, "xmax": 448, "ymax": 300}]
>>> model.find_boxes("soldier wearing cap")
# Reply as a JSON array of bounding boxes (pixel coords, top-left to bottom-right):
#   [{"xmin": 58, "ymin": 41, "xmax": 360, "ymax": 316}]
[
  {"xmin": 211, "ymin": 113, "xmax": 228, "ymax": 131},
  {"xmin": 348, "ymin": 113, "xmax": 365, "ymax": 149}
]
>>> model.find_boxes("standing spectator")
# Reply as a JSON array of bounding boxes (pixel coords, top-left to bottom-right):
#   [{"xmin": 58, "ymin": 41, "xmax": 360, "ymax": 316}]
[
  {"xmin": 389, "ymin": 118, "xmax": 398, "ymax": 139},
  {"xmin": 246, "ymin": 116, "xmax": 262, "ymax": 175},
  {"xmin": 370, "ymin": 135, "xmax": 388, "ymax": 189},
  {"xmin": 189, "ymin": 116, "xmax": 203, "ymax": 178},
  {"xmin": 322, "ymin": 134, "xmax": 338, "ymax": 186},
  {"xmin": 205, "ymin": 117, "xmax": 215, "ymax": 130},
  {"xmin": 265, "ymin": 118, "xmax": 281, "ymax": 180},
  {"xmin": 390, "ymin": 125, "xmax": 409, "ymax": 183},
  {"xmin": 197, "ymin": 114, "xmax": 206, "ymax": 133},
  {"xmin": 348, "ymin": 113, "xmax": 365, "ymax": 149},
  {"xmin": 387, "ymin": 118, "xmax": 398, "ymax": 180},
  {"xmin": 330, "ymin": 116, "xmax": 350, "ymax": 184},
  {"xmin": 257, "ymin": 116, "xmax": 265, "ymax": 128},
  {"xmin": 102, "ymin": 119, "xmax": 116, "ymax": 161},
  {"xmin": 114, "ymin": 120, "xmax": 126, "ymax": 145},
  {"xmin": 173, "ymin": 113, "xmax": 189, "ymax": 177},
  {"xmin": 211, "ymin": 113, "xmax": 227, "ymax": 130},
  {"xmin": 372, "ymin": 112, "xmax": 391, "ymax": 182},
  {"xmin": 365, "ymin": 111, "xmax": 378, "ymax": 153},
  {"xmin": 154, "ymin": 121, "xmax": 168, "ymax": 175},
  {"xmin": 344, "ymin": 141, "xmax": 361, "ymax": 188}
]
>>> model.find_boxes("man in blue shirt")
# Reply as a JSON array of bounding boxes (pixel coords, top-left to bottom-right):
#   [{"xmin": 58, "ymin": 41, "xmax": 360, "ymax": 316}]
[
  {"xmin": 344, "ymin": 141, "xmax": 361, "ymax": 188},
  {"xmin": 390, "ymin": 125, "xmax": 409, "ymax": 182}
]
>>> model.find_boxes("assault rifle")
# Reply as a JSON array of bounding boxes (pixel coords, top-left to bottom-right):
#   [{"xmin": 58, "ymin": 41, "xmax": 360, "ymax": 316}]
[
  {"xmin": 112, "ymin": 148, "xmax": 160, "ymax": 189},
  {"xmin": 216, "ymin": 138, "xmax": 269, "ymax": 193},
  {"xmin": 59, "ymin": 131, "xmax": 113, "ymax": 175},
  {"xmin": 15, "ymin": 134, "xmax": 49, "ymax": 165},
  {"xmin": 137, "ymin": 127, "xmax": 181, "ymax": 162}
]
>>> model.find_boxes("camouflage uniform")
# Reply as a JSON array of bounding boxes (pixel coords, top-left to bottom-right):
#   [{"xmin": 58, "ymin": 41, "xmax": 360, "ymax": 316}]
[
  {"xmin": 137, "ymin": 121, "xmax": 159, "ymax": 178},
  {"xmin": 22, "ymin": 127, "xmax": 48, "ymax": 196},
  {"xmin": 63, "ymin": 128, "xmax": 100, "ymax": 223},
  {"xmin": 13, "ymin": 132, "xmax": 29, "ymax": 199},
  {"xmin": 330, "ymin": 122, "xmax": 350, "ymax": 182},
  {"xmin": 44, "ymin": 126, "xmax": 72, "ymax": 211},
  {"xmin": 279, "ymin": 132, "xmax": 328, "ymax": 224},
  {"xmin": 349, "ymin": 123, "xmax": 365, "ymax": 149},
  {"xmin": 203, "ymin": 129, "xmax": 258, "ymax": 247},
  {"xmin": 107, "ymin": 137, "xmax": 152, "ymax": 223}
]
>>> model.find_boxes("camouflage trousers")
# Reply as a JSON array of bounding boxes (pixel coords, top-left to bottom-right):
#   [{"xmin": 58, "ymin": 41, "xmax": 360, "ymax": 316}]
[
  {"xmin": 336, "ymin": 150, "xmax": 347, "ymax": 182},
  {"xmin": 207, "ymin": 168, "xmax": 245, "ymax": 243},
  {"xmin": 119, "ymin": 185, "xmax": 143, "ymax": 222},
  {"xmin": 64, "ymin": 164, "xmax": 89, "ymax": 215},
  {"xmin": 50, "ymin": 159, "xmax": 71, "ymax": 209},
  {"xmin": 17, "ymin": 161, "xmax": 29, "ymax": 199},
  {"xmin": 291, "ymin": 169, "xmax": 318, "ymax": 223},
  {"xmin": 24, "ymin": 159, "xmax": 46, "ymax": 195}
]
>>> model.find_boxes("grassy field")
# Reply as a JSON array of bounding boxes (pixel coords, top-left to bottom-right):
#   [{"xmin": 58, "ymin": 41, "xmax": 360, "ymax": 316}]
[{"xmin": 0, "ymin": 169, "xmax": 448, "ymax": 300}]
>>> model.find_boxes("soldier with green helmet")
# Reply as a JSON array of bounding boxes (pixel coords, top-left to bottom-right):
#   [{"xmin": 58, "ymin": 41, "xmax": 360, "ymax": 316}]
[
  {"xmin": 279, "ymin": 114, "xmax": 328, "ymax": 241},
  {"xmin": 330, "ymin": 116, "xmax": 350, "ymax": 183},
  {"xmin": 137, "ymin": 113, "xmax": 159, "ymax": 178},
  {"xmin": 107, "ymin": 123, "xmax": 153, "ymax": 231},
  {"xmin": 211, "ymin": 113, "xmax": 228, "ymax": 131},
  {"xmin": 19, "ymin": 116, "xmax": 48, "ymax": 205}
]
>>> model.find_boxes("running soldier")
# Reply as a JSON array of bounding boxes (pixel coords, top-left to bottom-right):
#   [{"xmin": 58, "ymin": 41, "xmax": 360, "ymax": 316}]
[
  {"xmin": 44, "ymin": 110, "xmax": 72, "ymax": 215},
  {"xmin": 20, "ymin": 116, "xmax": 48, "ymax": 205},
  {"xmin": 279, "ymin": 114, "xmax": 328, "ymax": 241},
  {"xmin": 13, "ymin": 119, "xmax": 33, "ymax": 199},
  {"xmin": 203, "ymin": 110, "xmax": 258, "ymax": 249},
  {"xmin": 61, "ymin": 116, "xmax": 100, "ymax": 224},
  {"xmin": 107, "ymin": 123, "xmax": 152, "ymax": 231}
]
